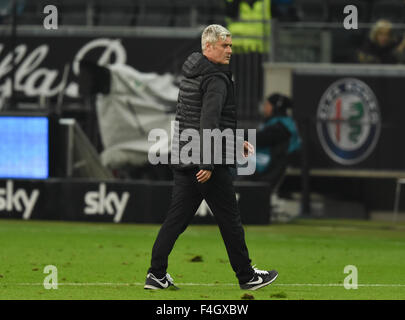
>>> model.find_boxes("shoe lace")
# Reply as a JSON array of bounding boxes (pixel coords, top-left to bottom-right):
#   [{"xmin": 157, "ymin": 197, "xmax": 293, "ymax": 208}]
[{"xmin": 252, "ymin": 265, "xmax": 269, "ymax": 275}]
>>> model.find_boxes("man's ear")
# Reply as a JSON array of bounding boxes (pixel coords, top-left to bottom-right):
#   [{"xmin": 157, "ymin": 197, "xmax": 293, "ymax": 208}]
[{"xmin": 205, "ymin": 41, "xmax": 215, "ymax": 53}]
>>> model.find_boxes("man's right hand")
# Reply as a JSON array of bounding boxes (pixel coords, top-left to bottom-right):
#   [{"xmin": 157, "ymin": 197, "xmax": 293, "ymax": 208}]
[{"xmin": 196, "ymin": 170, "xmax": 212, "ymax": 183}]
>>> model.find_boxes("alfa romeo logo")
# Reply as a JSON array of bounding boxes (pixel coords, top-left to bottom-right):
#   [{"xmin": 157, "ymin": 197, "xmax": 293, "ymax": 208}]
[{"xmin": 317, "ymin": 78, "xmax": 381, "ymax": 165}]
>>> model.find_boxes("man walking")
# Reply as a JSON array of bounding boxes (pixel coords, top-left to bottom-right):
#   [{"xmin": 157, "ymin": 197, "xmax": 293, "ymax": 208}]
[{"xmin": 144, "ymin": 24, "xmax": 278, "ymax": 291}]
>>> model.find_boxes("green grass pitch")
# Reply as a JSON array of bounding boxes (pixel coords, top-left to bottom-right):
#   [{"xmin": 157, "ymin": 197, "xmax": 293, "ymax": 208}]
[{"xmin": 0, "ymin": 218, "xmax": 404, "ymax": 300}]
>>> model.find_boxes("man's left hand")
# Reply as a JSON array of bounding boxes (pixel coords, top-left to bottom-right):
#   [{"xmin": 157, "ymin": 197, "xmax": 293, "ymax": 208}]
[{"xmin": 243, "ymin": 141, "xmax": 255, "ymax": 157}]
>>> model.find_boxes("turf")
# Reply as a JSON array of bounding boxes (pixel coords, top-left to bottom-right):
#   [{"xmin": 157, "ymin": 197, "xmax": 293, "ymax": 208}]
[{"xmin": 0, "ymin": 218, "xmax": 404, "ymax": 300}]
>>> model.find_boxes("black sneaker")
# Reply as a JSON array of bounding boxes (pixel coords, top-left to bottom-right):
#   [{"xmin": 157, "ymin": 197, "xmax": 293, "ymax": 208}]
[
  {"xmin": 240, "ymin": 266, "xmax": 278, "ymax": 290},
  {"xmin": 144, "ymin": 272, "xmax": 179, "ymax": 290}
]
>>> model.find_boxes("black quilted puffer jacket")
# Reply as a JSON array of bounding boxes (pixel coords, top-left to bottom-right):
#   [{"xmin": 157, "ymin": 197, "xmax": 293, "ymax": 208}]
[{"xmin": 171, "ymin": 52, "xmax": 237, "ymax": 171}]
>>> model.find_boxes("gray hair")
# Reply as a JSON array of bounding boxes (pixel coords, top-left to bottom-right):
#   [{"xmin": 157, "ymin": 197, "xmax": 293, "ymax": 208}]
[{"xmin": 201, "ymin": 24, "xmax": 231, "ymax": 52}]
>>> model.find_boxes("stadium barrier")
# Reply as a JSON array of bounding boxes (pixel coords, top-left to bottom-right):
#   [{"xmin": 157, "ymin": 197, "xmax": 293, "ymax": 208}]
[{"xmin": 0, "ymin": 179, "xmax": 271, "ymax": 225}]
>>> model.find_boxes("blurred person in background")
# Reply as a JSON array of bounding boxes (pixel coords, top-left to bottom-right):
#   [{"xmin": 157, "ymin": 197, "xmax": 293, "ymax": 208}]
[
  {"xmin": 225, "ymin": 0, "xmax": 271, "ymax": 53},
  {"xmin": 357, "ymin": 19, "xmax": 405, "ymax": 64},
  {"xmin": 251, "ymin": 93, "xmax": 301, "ymax": 195}
]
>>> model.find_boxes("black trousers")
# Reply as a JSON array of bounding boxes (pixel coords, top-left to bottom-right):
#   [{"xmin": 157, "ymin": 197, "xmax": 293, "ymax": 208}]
[{"xmin": 148, "ymin": 166, "xmax": 254, "ymax": 284}]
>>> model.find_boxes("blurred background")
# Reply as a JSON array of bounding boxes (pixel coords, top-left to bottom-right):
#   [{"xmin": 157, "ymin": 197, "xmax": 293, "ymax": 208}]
[{"xmin": 1, "ymin": 0, "xmax": 405, "ymax": 224}]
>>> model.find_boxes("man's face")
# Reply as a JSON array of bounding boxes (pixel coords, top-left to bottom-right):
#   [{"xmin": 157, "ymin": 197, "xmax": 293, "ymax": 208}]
[
  {"xmin": 263, "ymin": 100, "xmax": 274, "ymax": 118},
  {"xmin": 204, "ymin": 36, "xmax": 232, "ymax": 65}
]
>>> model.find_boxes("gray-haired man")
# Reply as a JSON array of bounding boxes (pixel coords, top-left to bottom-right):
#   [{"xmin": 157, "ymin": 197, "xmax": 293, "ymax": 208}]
[{"xmin": 144, "ymin": 25, "xmax": 278, "ymax": 291}]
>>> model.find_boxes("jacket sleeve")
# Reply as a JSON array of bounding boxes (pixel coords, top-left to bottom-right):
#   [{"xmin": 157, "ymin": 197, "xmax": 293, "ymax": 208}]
[
  {"xmin": 199, "ymin": 76, "xmax": 227, "ymax": 171},
  {"xmin": 256, "ymin": 122, "xmax": 291, "ymax": 148}
]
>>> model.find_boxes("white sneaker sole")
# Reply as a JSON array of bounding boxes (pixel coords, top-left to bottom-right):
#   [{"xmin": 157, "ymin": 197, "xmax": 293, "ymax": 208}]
[{"xmin": 144, "ymin": 284, "xmax": 162, "ymax": 290}]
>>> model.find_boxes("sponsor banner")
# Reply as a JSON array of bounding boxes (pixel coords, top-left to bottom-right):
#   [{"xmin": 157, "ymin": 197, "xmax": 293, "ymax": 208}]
[
  {"xmin": 316, "ymin": 78, "xmax": 381, "ymax": 166},
  {"xmin": 0, "ymin": 180, "xmax": 43, "ymax": 220},
  {"xmin": 0, "ymin": 179, "xmax": 271, "ymax": 224},
  {"xmin": 293, "ymin": 73, "xmax": 405, "ymax": 170},
  {"xmin": 0, "ymin": 179, "xmax": 61, "ymax": 220},
  {"xmin": 0, "ymin": 36, "xmax": 198, "ymax": 101},
  {"xmin": 60, "ymin": 181, "xmax": 139, "ymax": 223}
]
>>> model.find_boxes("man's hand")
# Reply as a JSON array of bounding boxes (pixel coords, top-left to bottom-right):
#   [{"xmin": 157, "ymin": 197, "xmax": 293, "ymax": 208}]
[
  {"xmin": 243, "ymin": 141, "xmax": 255, "ymax": 157},
  {"xmin": 196, "ymin": 170, "xmax": 212, "ymax": 183}
]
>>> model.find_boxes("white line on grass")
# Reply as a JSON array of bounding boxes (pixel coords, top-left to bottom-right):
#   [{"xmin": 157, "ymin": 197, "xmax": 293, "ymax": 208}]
[{"xmin": 6, "ymin": 282, "xmax": 405, "ymax": 288}]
